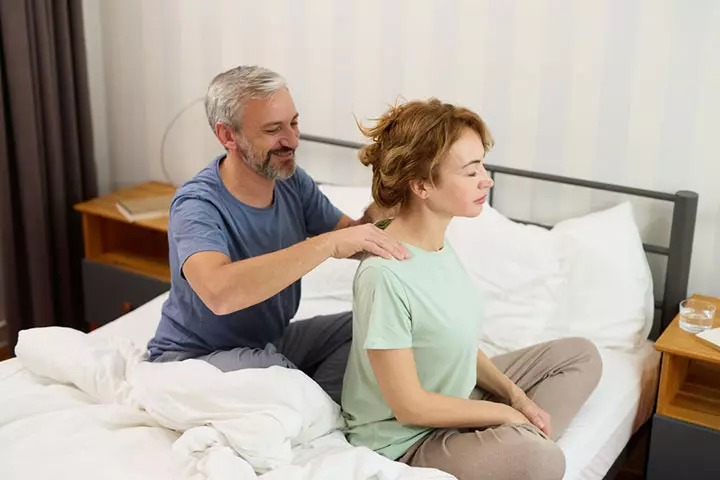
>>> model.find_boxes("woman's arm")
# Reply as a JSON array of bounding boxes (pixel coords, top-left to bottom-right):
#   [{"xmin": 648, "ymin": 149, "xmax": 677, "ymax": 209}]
[
  {"xmin": 475, "ymin": 348, "xmax": 524, "ymax": 403},
  {"xmin": 476, "ymin": 349, "xmax": 552, "ymax": 436},
  {"xmin": 368, "ymin": 348, "xmax": 528, "ymax": 428}
]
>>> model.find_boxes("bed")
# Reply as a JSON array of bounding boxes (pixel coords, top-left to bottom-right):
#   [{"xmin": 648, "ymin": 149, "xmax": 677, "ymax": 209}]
[{"xmin": 0, "ymin": 134, "xmax": 699, "ymax": 480}]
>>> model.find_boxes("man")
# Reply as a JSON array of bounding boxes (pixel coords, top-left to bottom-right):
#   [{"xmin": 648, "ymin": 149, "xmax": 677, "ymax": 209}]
[{"xmin": 147, "ymin": 66, "xmax": 407, "ymax": 403}]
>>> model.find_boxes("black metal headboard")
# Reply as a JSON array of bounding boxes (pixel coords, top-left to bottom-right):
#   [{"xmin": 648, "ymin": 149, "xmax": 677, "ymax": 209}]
[{"xmin": 300, "ymin": 133, "xmax": 699, "ymax": 338}]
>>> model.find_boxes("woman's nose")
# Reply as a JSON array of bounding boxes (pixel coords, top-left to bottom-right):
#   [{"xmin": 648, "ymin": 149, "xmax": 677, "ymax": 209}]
[{"xmin": 479, "ymin": 173, "xmax": 494, "ymax": 189}]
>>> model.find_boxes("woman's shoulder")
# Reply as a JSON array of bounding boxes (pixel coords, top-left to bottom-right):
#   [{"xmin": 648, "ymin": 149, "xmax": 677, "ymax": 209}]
[
  {"xmin": 353, "ymin": 256, "xmax": 411, "ymax": 305},
  {"xmin": 354, "ymin": 255, "xmax": 406, "ymax": 286},
  {"xmin": 356, "ymin": 254, "xmax": 400, "ymax": 275}
]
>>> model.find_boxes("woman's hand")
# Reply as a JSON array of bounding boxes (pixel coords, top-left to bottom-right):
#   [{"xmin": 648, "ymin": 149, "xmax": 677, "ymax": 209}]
[
  {"xmin": 511, "ymin": 393, "xmax": 552, "ymax": 437},
  {"xmin": 502, "ymin": 404, "xmax": 532, "ymax": 426}
]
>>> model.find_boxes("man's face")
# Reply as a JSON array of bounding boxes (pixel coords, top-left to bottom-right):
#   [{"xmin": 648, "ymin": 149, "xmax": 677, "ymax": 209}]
[{"xmin": 234, "ymin": 88, "xmax": 300, "ymax": 180}]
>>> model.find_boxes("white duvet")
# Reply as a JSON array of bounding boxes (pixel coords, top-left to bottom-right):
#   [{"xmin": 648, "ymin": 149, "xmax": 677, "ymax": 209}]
[{"xmin": 0, "ymin": 327, "xmax": 451, "ymax": 480}]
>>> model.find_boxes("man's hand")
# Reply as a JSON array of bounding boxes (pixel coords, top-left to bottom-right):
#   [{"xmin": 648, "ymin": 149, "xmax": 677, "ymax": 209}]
[
  {"xmin": 510, "ymin": 393, "xmax": 552, "ymax": 437},
  {"xmin": 324, "ymin": 223, "xmax": 408, "ymax": 260}
]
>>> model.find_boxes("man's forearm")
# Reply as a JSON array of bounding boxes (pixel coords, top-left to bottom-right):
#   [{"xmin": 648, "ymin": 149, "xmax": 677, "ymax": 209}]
[{"xmin": 202, "ymin": 234, "xmax": 333, "ymax": 315}]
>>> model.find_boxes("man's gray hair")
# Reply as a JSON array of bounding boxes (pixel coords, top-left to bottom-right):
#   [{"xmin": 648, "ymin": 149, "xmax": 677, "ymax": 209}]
[{"xmin": 205, "ymin": 65, "xmax": 286, "ymax": 132}]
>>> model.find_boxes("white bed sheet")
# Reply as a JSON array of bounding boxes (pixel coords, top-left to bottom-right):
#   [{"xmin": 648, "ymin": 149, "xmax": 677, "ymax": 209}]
[
  {"xmin": 0, "ymin": 292, "xmax": 660, "ymax": 480},
  {"xmin": 555, "ymin": 340, "xmax": 659, "ymax": 479}
]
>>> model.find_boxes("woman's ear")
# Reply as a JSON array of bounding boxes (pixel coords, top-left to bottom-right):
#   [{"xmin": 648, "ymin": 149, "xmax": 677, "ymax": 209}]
[{"xmin": 408, "ymin": 179, "xmax": 430, "ymax": 200}]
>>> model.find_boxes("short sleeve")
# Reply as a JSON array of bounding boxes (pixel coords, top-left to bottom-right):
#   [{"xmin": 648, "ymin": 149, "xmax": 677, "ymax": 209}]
[
  {"xmin": 169, "ymin": 196, "xmax": 231, "ymax": 273},
  {"xmin": 294, "ymin": 167, "xmax": 343, "ymax": 236},
  {"xmin": 353, "ymin": 265, "xmax": 412, "ymax": 350}
]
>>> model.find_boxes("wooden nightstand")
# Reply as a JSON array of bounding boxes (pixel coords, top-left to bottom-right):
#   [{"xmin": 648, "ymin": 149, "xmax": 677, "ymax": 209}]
[
  {"xmin": 647, "ymin": 294, "xmax": 720, "ymax": 479},
  {"xmin": 74, "ymin": 182, "xmax": 175, "ymax": 329}
]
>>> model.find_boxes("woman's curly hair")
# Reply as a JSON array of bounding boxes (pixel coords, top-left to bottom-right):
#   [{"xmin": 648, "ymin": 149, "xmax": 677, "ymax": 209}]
[{"xmin": 357, "ymin": 98, "xmax": 494, "ymax": 209}]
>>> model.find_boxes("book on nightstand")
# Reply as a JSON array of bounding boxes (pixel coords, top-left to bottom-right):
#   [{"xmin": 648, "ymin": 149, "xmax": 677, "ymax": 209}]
[
  {"xmin": 115, "ymin": 195, "xmax": 173, "ymax": 222},
  {"xmin": 696, "ymin": 327, "xmax": 720, "ymax": 353}
]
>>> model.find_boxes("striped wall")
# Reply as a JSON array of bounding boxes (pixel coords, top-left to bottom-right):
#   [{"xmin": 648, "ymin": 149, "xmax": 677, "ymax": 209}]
[{"xmin": 83, "ymin": 0, "xmax": 720, "ymax": 297}]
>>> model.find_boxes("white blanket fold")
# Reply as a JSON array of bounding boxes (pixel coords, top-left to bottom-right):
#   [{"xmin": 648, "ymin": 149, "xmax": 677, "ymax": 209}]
[{"xmin": 2, "ymin": 327, "xmax": 452, "ymax": 480}]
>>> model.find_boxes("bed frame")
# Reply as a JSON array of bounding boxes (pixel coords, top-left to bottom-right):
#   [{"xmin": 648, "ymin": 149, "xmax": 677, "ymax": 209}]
[
  {"xmin": 300, "ymin": 133, "xmax": 699, "ymax": 480},
  {"xmin": 300, "ymin": 133, "xmax": 699, "ymax": 340}
]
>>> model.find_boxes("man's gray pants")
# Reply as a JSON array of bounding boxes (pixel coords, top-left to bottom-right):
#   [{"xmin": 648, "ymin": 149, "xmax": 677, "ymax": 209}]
[{"xmin": 152, "ymin": 312, "xmax": 352, "ymax": 404}]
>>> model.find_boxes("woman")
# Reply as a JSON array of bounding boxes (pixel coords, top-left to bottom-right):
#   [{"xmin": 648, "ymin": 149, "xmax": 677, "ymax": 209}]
[{"xmin": 341, "ymin": 99, "xmax": 602, "ymax": 480}]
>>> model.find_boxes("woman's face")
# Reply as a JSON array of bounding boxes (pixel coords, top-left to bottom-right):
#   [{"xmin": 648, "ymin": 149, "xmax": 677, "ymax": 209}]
[{"xmin": 425, "ymin": 128, "xmax": 494, "ymax": 218}]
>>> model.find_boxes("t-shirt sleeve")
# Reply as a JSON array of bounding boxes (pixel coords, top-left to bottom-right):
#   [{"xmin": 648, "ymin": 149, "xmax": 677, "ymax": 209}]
[
  {"xmin": 353, "ymin": 265, "xmax": 412, "ymax": 350},
  {"xmin": 294, "ymin": 167, "xmax": 343, "ymax": 236},
  {"xmin": 169, "ymin": 196, "xmax": 231, "ymax": 273}
]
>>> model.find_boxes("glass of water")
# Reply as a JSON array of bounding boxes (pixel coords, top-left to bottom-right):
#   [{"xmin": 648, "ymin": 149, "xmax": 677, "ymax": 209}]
[{"xmin": 679, "ymin": 299, "xmax": 716, "ymax": 334}]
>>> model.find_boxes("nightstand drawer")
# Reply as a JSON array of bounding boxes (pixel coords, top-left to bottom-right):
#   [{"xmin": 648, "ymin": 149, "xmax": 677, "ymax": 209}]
[
  {"xmin": 647, "ymin": 414, "xmax": 720, "ymax": 480},
  {"xmin": 82, "ymin": 259, "xmax": 170, "ymax": 328}
]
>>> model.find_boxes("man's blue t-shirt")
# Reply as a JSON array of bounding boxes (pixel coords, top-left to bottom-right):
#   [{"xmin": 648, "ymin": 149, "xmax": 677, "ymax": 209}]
[{"xmin": 146, "ymin": 155, "xmax": 343, "ymax": 360}]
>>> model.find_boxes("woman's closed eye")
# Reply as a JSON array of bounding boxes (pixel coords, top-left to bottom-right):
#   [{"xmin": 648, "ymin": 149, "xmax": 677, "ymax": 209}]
[
  {"xmin": 467, "ymin": 165, "xmax": 484, "ymax": 177},
  {"xmin": 461, "ymin": 159, "xmax": 484, "ymax": 177}
]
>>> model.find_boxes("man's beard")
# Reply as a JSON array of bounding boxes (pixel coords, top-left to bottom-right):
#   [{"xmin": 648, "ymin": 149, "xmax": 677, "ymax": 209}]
[{"xmin": 237, "ymin": 136, "xmax": 296, "ymax": 181}]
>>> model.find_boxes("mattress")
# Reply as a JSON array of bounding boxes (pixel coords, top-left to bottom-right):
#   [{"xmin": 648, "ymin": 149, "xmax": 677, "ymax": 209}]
[
  {"xmin": 0, "ymin": 292, "xmax": 660, "ymax": 480},
  {"xmin": 556, "ymin": 340, "xmax": 660, "ymax": 479}
]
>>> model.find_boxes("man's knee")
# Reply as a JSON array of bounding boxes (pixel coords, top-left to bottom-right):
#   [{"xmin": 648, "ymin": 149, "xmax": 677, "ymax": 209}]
[
  {"xmin": 337, "ymin": 311, "xmax": 352, "ymax": 342},
  {"xmin": 296, "ymin": 311, "xmax": 352, "ymax": 346},
  {"xmin": 198, "ymin": 343, "xmax": 296, "ymax": 372},
  {"xmin": 316, "ymin": 311, "xmax": 353, "ymax": 352}
]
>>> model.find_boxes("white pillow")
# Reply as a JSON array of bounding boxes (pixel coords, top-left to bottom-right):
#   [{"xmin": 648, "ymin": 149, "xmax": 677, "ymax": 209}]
[
  {"xmin": 300, "ymin": 257, "xmax": 356, "ymax": 304},
  {"xmin": 318, "ymin": 184, "xmax": 373, "ymax": 220},
  {"xmin": 447, "ymin": 206, "xmax": 568, "ymax": 352},
  {"xmin": 539, "ymin": 202, "xmax": 654, "ymax": 350}
]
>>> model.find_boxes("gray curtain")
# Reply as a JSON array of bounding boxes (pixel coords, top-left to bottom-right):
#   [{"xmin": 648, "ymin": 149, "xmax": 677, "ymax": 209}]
[{"xmin": 0, "ymin": 0, "xmax": 97, "ymax": 350}]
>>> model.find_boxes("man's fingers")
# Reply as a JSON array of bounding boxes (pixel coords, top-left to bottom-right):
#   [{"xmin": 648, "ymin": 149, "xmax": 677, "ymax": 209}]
[
  {"xmin": 368, "ymin": 227, "xmax": 409, "ymax": 260},
  {"xmin": 369, "ymin": 236, "xmax": 407, "ymax": 260},
  {"xmin": 362, "ymin": 240, "xmax": 393, "ymax": 260}
]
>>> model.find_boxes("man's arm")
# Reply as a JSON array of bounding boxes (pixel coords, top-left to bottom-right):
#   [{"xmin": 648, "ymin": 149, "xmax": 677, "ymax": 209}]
[
  {"xmin": 333, "ymin": 214, "xmax": 361, "ymax": 231},
  {"xmin": 183, "ymin": 224, "xmax": 408, "ymax": 316}
]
